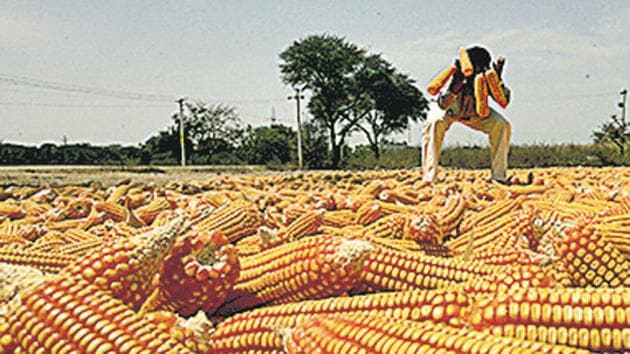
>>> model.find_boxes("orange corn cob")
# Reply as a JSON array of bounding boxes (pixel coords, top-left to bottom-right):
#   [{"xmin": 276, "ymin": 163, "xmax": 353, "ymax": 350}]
[
  {"xmin": 468, "ymin": 247, "xmax": 537, "ymax": 266},
  {"xmin": 219, "ymin": 235, "xmax": 373, "ymax": 314},
  {"xmin": 143, "ymin": 311, "xmax": 212, "ymax": 354},
  {"xmin": 235, "ymin": 233, "xmax": 264, "ymax": 257},
  {"xmin": 556, "ymin": 219, "xmax": 627, "ymax": 287},
  {"xmin": 405, "ymin": 212, "xmax": 444, "ymax": 244},
  {"xmin": 355, "ymin": 201, "xmax": 385, "ymax": 225},
  {"xmin": 321, "ymin": 209, "xmax": 354, "ymax": 228},
  {"xmin": 447, "ymin": 214, "xmax": 520, "ymax": 255},
  {"xmin": 59, "ymin": 228, "xmax": 100, "ymax": 244},
  {"xmin": 55, "ymin": 239, "xmax": 104, "ymax": 257},
  {"xmin": 5, "ymin": 277, "xmax": 193, "ymax": 353},
  {"xmin": 0, "ymin": 202, "xmax": 26, "ymax": 219},
  {"xmin": 15, "ymin": 224, "xmax": 46, "ymax": 242},
  {"xmin": 357, "ymin": 247, "xmax": 492, "ymax": 293},
  {"xmin": 0, "ymin": 246, "xmax": 75, "ymax": 272},
  {"xmin": 192, "ymin": 202, "xmax": 263, "ymax": 243},
  {"xmin": 459, "ymin": 46, "xmax": 474, "ymax": 77},
  {"xmin": 64, "ymin": 217, "xmax": 184, "ymax": 310},
  {"xmin": 459, "ymin": 198, "xmax": 521, "ymax": 234},
  {"xmin": 134, "ymin": 197, "xmax": 172, "ymax": 225},
  {"xmin": 363, "ymin": 213, "xmax": 407, "ymax": 239},
  {"xmin": 106, "ymin": 183, "xmax": 132, "ymax": 204},
  {"xmin": 437, "ymin": 194, "xmax": 468, "ymax": 236},
  {"xmin": 467, "ymin": 287, "xmax": 629, "ymax": 352},
  {"xmin": 282, "ymin": 210, "xmax": 323, "ymax": 241},
  {"xmin": 486, "ymin": 68, "xmax": 508, "ymax": 108},
  {"xmin": 0, "ymin": 263, "xmax": 48, "ymax": 305},
  {"xmin": 141, "ymin": 230, "xmax": 240, "ymax": 316},
  {"xmin": 0, "ymin": 233, "xmax": 29, "ymax": 247},
  {"xmin": 94, "ymin": 201, "xmax": 127, "ymax": 222},
  {"xmin": 463, "ymin": 265, "xmax": 558, "ymax": 297},
  {"xmin": 210, "ymin": 289, "xmax": 469, "ymax": 353},
  {"xmin": 285, "ymin": 314, "xmax": 588, "ymax": 354},
  {"xmin": 427, "ymin": 65, "xmax": 457, "ymax": 96}
]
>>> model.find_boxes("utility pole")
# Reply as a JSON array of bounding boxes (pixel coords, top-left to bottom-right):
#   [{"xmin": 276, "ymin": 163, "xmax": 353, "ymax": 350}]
[
  {"xmin": 176, "ymin": 98, "xmax": 186, "ymax": 167},
  {"xmin": 288, "ymin": 88, "xmax": 305, "ymax": 169},
  {"xmin": 620, "ymin": 89, "xmax": 627, "ymax": 128}
]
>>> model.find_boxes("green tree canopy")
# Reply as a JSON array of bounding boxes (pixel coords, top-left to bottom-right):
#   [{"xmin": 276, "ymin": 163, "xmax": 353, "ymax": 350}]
[{"xmin": 279, "ymin": 34, "xmax": 427, "ymax": 167}]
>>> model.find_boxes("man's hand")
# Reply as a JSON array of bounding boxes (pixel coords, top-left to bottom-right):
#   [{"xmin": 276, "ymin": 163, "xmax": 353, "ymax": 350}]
[
  {"xmin": 449, "ymin": 59, "xmax": 466, "ymax": 94},
  {"xmin": 493, "ymin": 56, "xmax": 506, "ymax": 78}
]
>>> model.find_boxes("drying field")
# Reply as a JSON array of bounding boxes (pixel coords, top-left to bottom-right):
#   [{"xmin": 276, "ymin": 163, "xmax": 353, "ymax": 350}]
[{"xmin": 0, "ymin": 167, "xmax": 628, "ymax": 353}]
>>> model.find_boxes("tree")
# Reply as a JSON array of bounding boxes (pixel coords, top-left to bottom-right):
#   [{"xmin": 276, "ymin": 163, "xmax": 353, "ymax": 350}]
[
  {"xmin": 241, "ymin": 124, "xmax": 296, "ymax": 165},
  {"xmin": 593, "ymin": 115, "xmax": 629, "ymax": 154},
  {"xmin": 352, "ymin": 54, "xmax": 427, "ymax": 159},
  {"xmin": 173, "ymin": 101, "xmax": 244, "ymax": 164},
  {"xmin": 141, "ymin": 128, "xmax": 186, "ymax": 165},
  {"xmin": 280, "ymin": 34, "xmax": 366, "ymax": 168},
  {"xmin": 279, "ymin": 34, "xmax": 427, "ymax": 168}
]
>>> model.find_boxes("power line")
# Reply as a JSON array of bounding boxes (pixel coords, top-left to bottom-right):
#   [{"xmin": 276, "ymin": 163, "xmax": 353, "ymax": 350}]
[
  {"xmin": 0, "ymin": 73, "xmax": 291, "ymax": 105},
  {"xmin": 518, "ymin": 91, "xmax": 618, "ymax": 103},
  {"xmin": 0, "ymin": 73, "xmax": 176, "ymax": 102},
  {"xmin": 0, "ymin": 101, "xmax": 172, "ymax": 107}
]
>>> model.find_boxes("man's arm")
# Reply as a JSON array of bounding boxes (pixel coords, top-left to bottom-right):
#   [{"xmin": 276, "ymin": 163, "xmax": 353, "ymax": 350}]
[
  {"xmin": 492, "ymin": 56, "xmax": 511, "ymax": 106},
  {"xmin": 437, "ymin": 60, "xmax": 464, "ymax": 110}
]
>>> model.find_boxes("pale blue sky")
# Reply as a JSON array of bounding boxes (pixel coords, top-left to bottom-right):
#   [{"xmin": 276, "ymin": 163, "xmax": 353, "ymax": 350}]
[{"xmin": 1, "ymin": 1, "xmax": 628, "ymax": 147}]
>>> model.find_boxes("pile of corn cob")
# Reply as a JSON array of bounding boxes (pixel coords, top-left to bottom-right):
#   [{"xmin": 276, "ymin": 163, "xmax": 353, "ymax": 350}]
[{"xmin": 0, "ymin": 166, "xmax": 628, "ymax": 353}]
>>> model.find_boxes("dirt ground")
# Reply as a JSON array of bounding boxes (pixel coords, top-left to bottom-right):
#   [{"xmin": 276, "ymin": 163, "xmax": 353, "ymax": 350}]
[{"xmin": 0, "ymin": 165, "xmax": 271, "ymax": 188}]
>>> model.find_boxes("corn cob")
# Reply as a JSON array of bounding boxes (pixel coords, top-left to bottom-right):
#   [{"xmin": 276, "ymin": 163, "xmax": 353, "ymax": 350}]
[
  {"xmin": 459, "ymin": 46, "xmax": 474, "ymax": 77},
  {"xmin": 64, "ymin": 217, "xmax": 184, "ymax": 310},
  {"xmin": 105, "ymin": 183, "xmax": 132, "ymax": 204},
  {"xmin": 220, "ymin": 235, "xmax": 373, "ymax": 314},
  {"xmin": 210, "ymin": 289, "xmax": 470, "ymax": 353},
  {"xmin": 464, "ymin": 265, "xmax": 558, "ymax": 297},
  {"xmin": 94, "ymin": 201, "xmax": 127, "ymax": 222},
  {"xmin": 467, "ymin": 287, "xmax": 630, "ymax": 352},
  {"xmin": 56, "ymin": 239, "xmax": 104, "ymax": 257},
  {"xmin": 21, "ymin": 200, "xmax": 52, "ymax": 218},
  {"xmin": 0, "ymin": 202, "xmax": 26, "ymax": 219},
  {"xmin": 437, "ymin": 194, "xmax": 467, "ymax": 236},
  {"xmin": 141, "ymin": 230, "xmax": 239, "ymax": 316},
  {"xmin": 447, "ymin": 213, "xmax": 520, "ymax": 255},
  {"xmin": 427, "ymin": 65, "xmax": 457, "ymax": 95},
  {"xmin": 405, "ymin": 212, "xmax": 444, "ymax": 244},
  {"xmin": 485, "ymin": 68, "xmax": 508, "ymax": 108},
  {"xmin": 556, "ymin": 220, "xmax": 627, "ymax": 287},
  {"xmin": 321, "ymin": 209, "xmax": 354, "ymax": 228},
  {"xmin": 134, "ymin": 197, "xmax": 172, "ymax": 225},
  {"xmin": 235, "ymin": 233, "xmax": 264, "ymax": 256},
  {"xmin": 281, "ymin": 210, "xmax": 323, "ymax": 241},
  {"xmin": 0, "ymin": 246, "xmax": 75, "ymax": 272},
  {"xmin": 143, "ymin": 311, "xmax": 212, "ymax": 354},
  {"xmin": 357, "ymin": 247, "xmax": 492, "ymax": 293},
  {"xmin": 285, "ymin": 314, "xmax": 588, "ymax": 354},
  {"xmin": 5, "ymin": 277, "xmax": 193, "ymax": 353},
  {"xmin": 0, "ymin": 233, "xmax": 29, "ymax": 247},
  {"xmin": 15, "ymin": 224, "xmax": 46, "ymax": 242},
  {"xmin": 458, "ymin": 198, "xmax": 521, "ymax": 234},
  {"xmin": 0, "ymin": 263, "xmax": 48, "ymax": 305},
  {"xmin": 355, "ymin": 201, "xmax": 385, "ymax": 225},
  {"xmin": 191, "ymin": 202, "xmax": 262, "ymax": 242},
  {"xmin": 48, "ymin": 199, "xmax": 92, "ymax": 221},
  {"xmin": 468, "ymin": 247, "xmax": 537, "ymax": 266},
  {"xmin": 363, "ymin": 213, "xmax": 407, "ymax": 239}
]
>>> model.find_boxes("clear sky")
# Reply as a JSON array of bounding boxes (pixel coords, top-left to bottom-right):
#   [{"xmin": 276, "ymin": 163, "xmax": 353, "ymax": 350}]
[{"xmin": 1, "ymin": 0, "xmax": 628, "ymax": 147}]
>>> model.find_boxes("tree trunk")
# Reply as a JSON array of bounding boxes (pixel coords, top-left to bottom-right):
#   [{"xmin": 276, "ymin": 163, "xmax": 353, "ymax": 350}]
[
  {"xmin": 372, "ymin": 144, "xmax": 380, "ymax": 160},
  {"xmin": 329, "ymin": 124, "xmax": 340, "ymax": 169}
]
